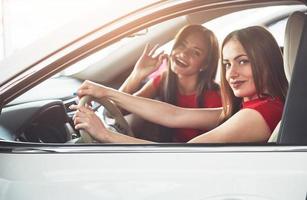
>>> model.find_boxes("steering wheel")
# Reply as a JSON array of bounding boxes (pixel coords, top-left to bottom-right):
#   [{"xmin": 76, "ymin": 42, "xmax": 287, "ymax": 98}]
[{"xmin": 77, "ymin": 96, "xmax": 134, "ymax": 143}]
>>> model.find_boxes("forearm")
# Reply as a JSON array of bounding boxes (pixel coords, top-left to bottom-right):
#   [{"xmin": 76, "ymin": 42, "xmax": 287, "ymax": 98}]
[
  {"xmin": 100, "ymin": 129, "xmax": 155, "ymax": 144},
  {"xmin": 80, "ymin": 81, "xmax": 222, "ymax": 130},
  {"xmin": 104, "ymin": 88, "xmax": 221, "ymax": 130},
  {"xmin": 119, "ymin": 70, "xmax": 145, "ymax": 94},
  {"xmin": 104, "ymin": 88, "xmax": 182, "ymax": 128}
]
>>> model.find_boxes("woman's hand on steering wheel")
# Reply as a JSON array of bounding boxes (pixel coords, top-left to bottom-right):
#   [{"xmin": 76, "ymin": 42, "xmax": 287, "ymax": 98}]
[
  {"xmin": 70, "ymin": 95, "xmax": 134, "ymax": 143},
  {"xmin": 76, "ymin": 80, "xmax": 110, "ymax": 101},
  {"xmin": 71, "ymin": 104, "xmax": 109, "ymax": 142}
]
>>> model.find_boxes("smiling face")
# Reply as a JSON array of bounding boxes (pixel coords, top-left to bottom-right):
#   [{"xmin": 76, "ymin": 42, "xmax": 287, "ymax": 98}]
[
  {"xmin": 170, "ymin": 31, "xmax": 208, "ymax": 78},
  {"xmin": 222, "ymin": 38, "xmax": 257, "ymax": 101}
]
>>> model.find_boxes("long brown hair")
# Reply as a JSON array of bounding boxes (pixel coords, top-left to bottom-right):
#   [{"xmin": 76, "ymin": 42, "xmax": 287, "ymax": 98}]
[
  {"xmin": 155, "ymin": 24, "xmax": 220, "ymax": 142},
  {"xmin": 220, "ymin": 26, "xmax": 288, "ymax": 121},
  {"xmin": 160, "ymin": 24, "xmax": 220, "ymax": 106}
]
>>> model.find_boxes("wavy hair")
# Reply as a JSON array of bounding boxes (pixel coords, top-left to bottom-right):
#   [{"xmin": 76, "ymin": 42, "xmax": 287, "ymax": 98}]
[
  {"xmin": 220, "ymin": 26, "xmax": 288, "ymax": 121},
  {"xmin": 157, "ymin": 24, "xmax": 220, "ymax": 141}
]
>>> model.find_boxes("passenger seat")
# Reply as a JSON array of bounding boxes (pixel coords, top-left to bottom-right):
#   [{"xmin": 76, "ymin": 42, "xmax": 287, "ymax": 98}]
[{"xmin": 268, "ymin": 11, "xmax": 306, "ymax": 142}]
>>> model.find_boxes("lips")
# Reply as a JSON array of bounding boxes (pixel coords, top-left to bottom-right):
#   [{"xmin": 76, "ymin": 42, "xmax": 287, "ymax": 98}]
[
  {"xmin": 174, "ymin": 57, "xmax": 188, "ymax": 68},
  {"xmin": 230, "ymin": 80, "xmax": 245, "ymax": 89}
]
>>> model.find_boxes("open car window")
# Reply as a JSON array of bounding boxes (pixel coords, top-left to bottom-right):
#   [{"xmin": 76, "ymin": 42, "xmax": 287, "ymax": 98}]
[
  {"xmin": 1, "ymin": 1, "xmax": 307, "ymax": 199},
  {"xmin": 0, "ymin": 1, "xmax": 307, "ymax": 146}
]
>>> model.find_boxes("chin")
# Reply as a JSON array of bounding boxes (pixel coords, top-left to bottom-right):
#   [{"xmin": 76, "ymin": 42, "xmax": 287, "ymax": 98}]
[
  {"xmin": 233, "ymin": 93, "xmax": 243, "ymax": 98},
  {"xmin": 234, "ymin": 91, "xmax": 258, "ymax": 101},
  {"xmin": 172, "ymin": 67, "xmax": 186, "ymax": 75},
  {"xmin": 231, "ymin": 89, "xmax": 241, "ymax": 97}
]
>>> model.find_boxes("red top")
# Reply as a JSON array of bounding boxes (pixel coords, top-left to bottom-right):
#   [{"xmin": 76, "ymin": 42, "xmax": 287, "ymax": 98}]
[
  {"xmin": 242, "ymin": 96, "xmax": 284, "ymax": 133},
  {"xmin": 152, "ymin": 75, "xmax": 222, "ymax": 142}
]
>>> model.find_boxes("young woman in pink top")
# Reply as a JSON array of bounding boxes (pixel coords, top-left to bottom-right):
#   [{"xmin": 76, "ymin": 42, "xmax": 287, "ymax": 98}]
[
  {"xmin": 72, "ymin": 26, "xmax": 288, "ymax": 143},
  {"xmin": 119, "ymin": 24, "xmax": 221, "ymax": 142}
]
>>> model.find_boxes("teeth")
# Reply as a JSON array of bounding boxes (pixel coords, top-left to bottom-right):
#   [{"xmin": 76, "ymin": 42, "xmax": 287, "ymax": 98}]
[
  {"xmin": 175, "ymin": 57, "xmax": 187, "ymax": 67},
  {"xmin": 177, "ymin": 58, "xmax": 187, "ymax": 65}
]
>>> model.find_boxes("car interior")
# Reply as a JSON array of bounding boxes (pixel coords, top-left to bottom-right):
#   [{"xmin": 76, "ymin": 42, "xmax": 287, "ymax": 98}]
[
  {"xmin": 277, "ymin": 10, "xmax": 307, "ymax": 144},
  {"xmin": 268, "ymin": 10, "xmax": 306, "ymax": 142},
  {"xmin": 0, "ymin": 2, "xmax": 306, "ymax": 145}
]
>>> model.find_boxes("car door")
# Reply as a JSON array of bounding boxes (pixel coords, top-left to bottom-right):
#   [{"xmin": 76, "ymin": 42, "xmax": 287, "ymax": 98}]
[{"xmin": 1, "ymin": 1, "xmax": 307, "ymax": 200}]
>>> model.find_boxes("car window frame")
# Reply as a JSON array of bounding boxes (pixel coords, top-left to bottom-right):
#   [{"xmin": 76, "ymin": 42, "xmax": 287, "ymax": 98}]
[{"xmin": 0, "ymin": 0, "xmax": 307, "ymax": 147}]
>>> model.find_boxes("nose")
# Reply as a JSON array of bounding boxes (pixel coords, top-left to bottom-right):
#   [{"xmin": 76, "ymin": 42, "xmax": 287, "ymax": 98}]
[{"xmin": 227, "ymin": 64, "xmax": 239, "ymax": 78}]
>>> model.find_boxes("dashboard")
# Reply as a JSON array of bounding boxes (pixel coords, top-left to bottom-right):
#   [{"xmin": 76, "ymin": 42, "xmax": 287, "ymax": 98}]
[{"xmin": 0, "ymin": 76, "xmax": 82, "ymax": 143}]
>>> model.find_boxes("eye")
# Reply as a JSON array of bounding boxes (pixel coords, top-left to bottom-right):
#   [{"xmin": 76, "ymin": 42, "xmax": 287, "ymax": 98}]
[
  {"xmin": 239, "ymin": 59, "xmax": 249, "ymax": 65},
  {"xmin": 223, "ymin": 62, "xmax": 231, "ymax": 69},
  {"xmin": 191, "ymin": 49, "xmax": 201, "ymax": 57}
]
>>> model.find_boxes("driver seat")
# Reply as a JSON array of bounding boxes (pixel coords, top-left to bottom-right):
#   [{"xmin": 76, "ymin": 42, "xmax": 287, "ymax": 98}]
[{"xmin": 268, "ymin": 11, "xmax": 306, "ymax": 142}]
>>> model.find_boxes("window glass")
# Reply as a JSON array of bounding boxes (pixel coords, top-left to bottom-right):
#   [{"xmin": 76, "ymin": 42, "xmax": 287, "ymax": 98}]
[
  {"xmin": 204, "ymin": 5, "xmax": 306, "ymax": 45},
  {"xmin": 0, "ymin": 0, "xmax": 158, "ymax": 61},
  {"xmin": 268, "ymin": 17, "xmax": 288, "ymax": 46}
]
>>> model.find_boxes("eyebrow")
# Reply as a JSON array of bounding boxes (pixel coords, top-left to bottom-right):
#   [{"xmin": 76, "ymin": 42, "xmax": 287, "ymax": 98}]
[
  {"xmin": 222, "ymin": 54, "xmax": 247, "ymax": 62},
  {"xmin": 182, "ymin": 40, "xmax": 205, "ymax": 52},
  {"xmin": 194, "ymin": 46, "xmax": 205, "ymax": 52}
]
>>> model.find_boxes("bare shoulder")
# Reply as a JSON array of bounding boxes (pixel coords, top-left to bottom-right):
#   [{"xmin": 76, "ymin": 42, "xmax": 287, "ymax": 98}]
[
  {"xmin": 228, "ymin": 108, "xmax": 271, "ymax": 128},
  {"xmin": 224, "ymin": 109, "xmax": 271, "ymax": 139}
]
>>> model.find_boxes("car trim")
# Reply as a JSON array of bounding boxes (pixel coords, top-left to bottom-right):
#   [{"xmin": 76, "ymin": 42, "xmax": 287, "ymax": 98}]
[{"xmin": 1, "ymin": 142, "xmax": 307, "ymax": 153}]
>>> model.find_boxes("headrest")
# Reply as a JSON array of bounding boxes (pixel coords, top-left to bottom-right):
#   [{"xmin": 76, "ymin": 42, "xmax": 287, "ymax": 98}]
[{"xmin": 284, "ymin": 11, "xmax": 306, "ymax": 82}]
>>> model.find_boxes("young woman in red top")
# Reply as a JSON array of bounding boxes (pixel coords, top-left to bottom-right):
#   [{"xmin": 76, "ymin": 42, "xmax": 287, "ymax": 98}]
[
  {"xmin": 119, "ymin": 24, "xmax": 221, "ymax": 142},
  {"xmin": 72, "ymin": 26, "xmax": 288, "ymax": 143}
]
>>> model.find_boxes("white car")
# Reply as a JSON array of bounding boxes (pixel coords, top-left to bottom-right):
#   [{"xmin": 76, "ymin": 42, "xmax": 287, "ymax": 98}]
[{"xmin": 0, "ymin": 0, "xmax": 307, "ymax": 199}]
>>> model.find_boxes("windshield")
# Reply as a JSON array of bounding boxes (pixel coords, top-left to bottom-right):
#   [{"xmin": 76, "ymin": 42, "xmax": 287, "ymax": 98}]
[{"xmin": 0, "ymin": 0, "xmax": 159, "ymax": 83}]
